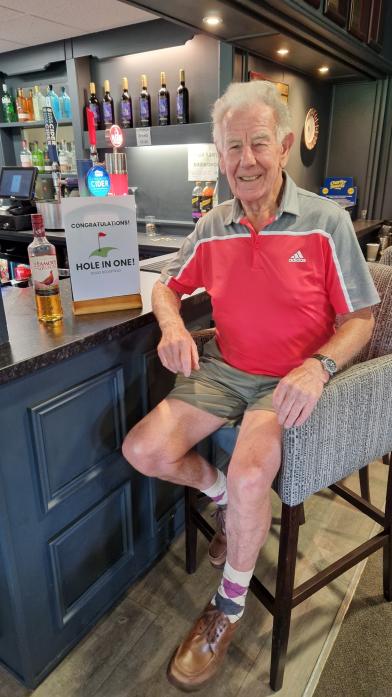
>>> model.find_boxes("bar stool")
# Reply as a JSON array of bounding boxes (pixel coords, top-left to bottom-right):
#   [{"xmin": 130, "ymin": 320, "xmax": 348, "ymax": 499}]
[{"xmin": 186, "ymin": 262, "xmax": 392, "ymax": 691}]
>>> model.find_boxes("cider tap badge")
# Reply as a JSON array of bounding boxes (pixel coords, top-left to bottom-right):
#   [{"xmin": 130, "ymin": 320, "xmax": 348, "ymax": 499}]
[{"xmin": 42, "ymin": 106, "xmax": 59, "ymax": 164}]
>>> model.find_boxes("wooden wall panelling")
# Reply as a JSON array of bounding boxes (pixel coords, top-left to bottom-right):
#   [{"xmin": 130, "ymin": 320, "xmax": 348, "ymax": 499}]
[
  {"xmin": 348, "ymin": 0, "xmax": 372, "ymax": 41},
  {"xmin": 324, "ymin": 0, "xmax": 349, "ymax": 26},
  {"xmin": 368, "ymin": 0, "xmax": 385, "ymax": 51}
]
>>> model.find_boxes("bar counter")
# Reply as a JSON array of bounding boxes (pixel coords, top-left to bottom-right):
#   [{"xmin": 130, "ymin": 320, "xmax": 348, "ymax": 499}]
[{"xmin": 0, "ymin": 273, "xmax": 210, "ymax": 688}]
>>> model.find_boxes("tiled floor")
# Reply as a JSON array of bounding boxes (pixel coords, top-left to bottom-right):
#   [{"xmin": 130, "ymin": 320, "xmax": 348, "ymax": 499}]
[{"xmin": 0, "ymin": 462, "xmax": 387, "ymax": 697}]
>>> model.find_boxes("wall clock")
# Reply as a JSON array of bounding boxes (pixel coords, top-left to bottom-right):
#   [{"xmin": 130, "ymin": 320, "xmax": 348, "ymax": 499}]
[{"xmin": 304, "ymin": 107, "xmax": 319, "ymax": 150}]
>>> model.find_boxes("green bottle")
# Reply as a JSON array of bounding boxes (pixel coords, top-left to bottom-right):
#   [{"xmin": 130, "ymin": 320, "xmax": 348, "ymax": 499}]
[
  {"xmin": 1, "ymin": 83, "xmax": 16, "ymax": 123},
  {"xmin": 32, "ymin": 141, "xmax": 45, "ymax": 173}
]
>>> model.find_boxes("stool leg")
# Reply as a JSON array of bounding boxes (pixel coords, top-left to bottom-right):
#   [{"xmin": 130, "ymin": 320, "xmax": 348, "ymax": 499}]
[
  {"xmin": 383, "ymin": 463, "xmax": 392, "ymax": 601},
  {"xmin": 185, "ymin": 487, "xmax": 198, "ymax": 574},
  {"xmin": 270, "ymin": 503, "xmax": 301, "ymax": 691},
  {"xmin": 298, "ymin": 503, "xmax": 305, "ymax": 526},
  {"xmin": 359, "ymin": 465, "xmax": 371, "ymax": 502}
]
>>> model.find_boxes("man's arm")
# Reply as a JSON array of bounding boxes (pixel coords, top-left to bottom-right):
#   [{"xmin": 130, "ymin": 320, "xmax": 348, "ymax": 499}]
[
  {"xmin": 273, "ymin": 307, "xmax": 375, "ymax": 429},
  {"xmin": 152, "ymin": 280, "xmax": 200, "ymax": 377}
]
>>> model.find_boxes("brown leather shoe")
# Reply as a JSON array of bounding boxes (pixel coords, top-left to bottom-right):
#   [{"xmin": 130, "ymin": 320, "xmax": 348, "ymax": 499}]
[
  {"xmin": 208, "ymin": 505, "xmax": 227, "ymax": 569},
  {"xmin": 167, "ymin": 603, "xmax": 238, "ymax": 691}
]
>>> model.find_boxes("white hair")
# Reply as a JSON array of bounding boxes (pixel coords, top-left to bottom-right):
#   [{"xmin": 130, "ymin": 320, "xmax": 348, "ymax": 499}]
[{"xmin": 212, "ymin": 80, "xmax": 292, "ymax": 149}]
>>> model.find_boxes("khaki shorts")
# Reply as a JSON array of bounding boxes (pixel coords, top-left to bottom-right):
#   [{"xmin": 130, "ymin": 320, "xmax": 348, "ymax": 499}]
[{"xmin": 167, "ymin": 338, "xmax": 280, "ymax": 425}]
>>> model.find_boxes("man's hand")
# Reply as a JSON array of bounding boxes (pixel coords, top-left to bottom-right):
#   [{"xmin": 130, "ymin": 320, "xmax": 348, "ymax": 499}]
[
  {"xmin": 272, "ymin": 359, "xmax": 328, "ymax": 429},
  {"xmin": 158, "ymin": 321, "xmax": 200, "ymax": 377}
]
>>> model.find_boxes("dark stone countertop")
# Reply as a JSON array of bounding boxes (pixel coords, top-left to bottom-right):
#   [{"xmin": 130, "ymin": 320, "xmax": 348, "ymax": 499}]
[
  {"xmin": 0, "ymin": 273, "xmax": 207, "ymax": 386},
  {"xmin": 0, "ymin": 228, "xmax": 187, "ymax": 249}
]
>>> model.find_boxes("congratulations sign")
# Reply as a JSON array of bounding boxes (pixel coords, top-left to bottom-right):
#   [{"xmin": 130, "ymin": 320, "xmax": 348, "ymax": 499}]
[{"xmin": 62, "ymin": 196, "xmax": 142, "ymax": 314}]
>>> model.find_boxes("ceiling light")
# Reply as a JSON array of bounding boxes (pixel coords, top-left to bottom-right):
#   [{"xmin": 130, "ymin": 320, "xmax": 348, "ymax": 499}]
[
  {"xmin": 277, "ymin": 48, "xmax": 289, "ymax": 56},
  {"xmin": 203, "ymin": 15, "xmax": 222, "ymax": 26},
  {"xmin": 318, "ymin": 66, "xmax": 329, "ymax": 74}
]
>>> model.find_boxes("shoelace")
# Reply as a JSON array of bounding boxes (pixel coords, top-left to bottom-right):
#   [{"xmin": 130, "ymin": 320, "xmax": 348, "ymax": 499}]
[
  {"xmin": 211, "ymin": 505, "xmax": 227, "ymax": 537},
  {"xmin": 196, "ymin": 609, "xmax": 229, "ymax": 647}
]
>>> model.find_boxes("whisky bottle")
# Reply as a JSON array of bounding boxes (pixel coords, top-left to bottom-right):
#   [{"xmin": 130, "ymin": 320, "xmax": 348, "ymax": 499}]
[
  {"xmin": 120, "ymin": 77, "xmax": 133, "ymax": 128},
  {"xmin": 158, "ymin": 71, "xmax": 170, "ymax": 126},
  {"xmin": 32, "ymin": 85, "xmax": 45, "ymax": 120},
  {"xmin": 103, "ymin": 79, "xmax": 115, "ymax": 127},
  {"xmin": 176, "ymin": 69, "xmax": 189, "ymax": 124},
  {"xmin": 28, "ymin": 214, "xmax": 63, "ymax": 322},
  {"xmin": 139, "ymin": 74, "xmax": 151, "ymax": 127},
  {"xmin": 27, "ymin": 89, "xmax": 34, "ymax": 121},
  {"xmin": 88, "ymin": 82, "xmax": 102, "ymax": 129},
  {"xmin": 16, "ymin": 88, "xmax": 29, "ymax": 122}
]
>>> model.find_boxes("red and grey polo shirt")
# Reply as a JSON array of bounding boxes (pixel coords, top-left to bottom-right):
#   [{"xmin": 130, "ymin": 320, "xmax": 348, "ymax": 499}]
[{"xmin": 159, "ymin": 173, "xmax": 380, "ymax": 377}]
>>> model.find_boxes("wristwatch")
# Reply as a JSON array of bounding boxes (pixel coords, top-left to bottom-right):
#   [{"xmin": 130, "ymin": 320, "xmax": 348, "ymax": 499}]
[{"xmin": 311, "ymin": 354, "xmax": 337, "ymax": 377}]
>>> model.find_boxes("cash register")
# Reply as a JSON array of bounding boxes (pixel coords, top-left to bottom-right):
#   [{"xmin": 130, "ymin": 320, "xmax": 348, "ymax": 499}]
[{"xmin": 0, "ymin": 166, "xmax": 37, "ymax": 231}]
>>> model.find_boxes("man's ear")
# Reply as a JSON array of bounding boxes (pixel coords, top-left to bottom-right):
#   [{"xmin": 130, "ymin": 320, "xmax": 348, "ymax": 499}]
[
  {"xmin": 218, "ymin": 152, "xmax": 226, "ymax": 175},
  {"xmin": 280, "ymin": 132, "xmax": 294, "ymax": 167}
]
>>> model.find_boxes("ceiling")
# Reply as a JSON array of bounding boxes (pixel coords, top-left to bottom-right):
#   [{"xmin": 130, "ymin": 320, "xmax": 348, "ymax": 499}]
[{"xmin": 0, "ymin": 0, "xmax": 155, "ymax": 54}]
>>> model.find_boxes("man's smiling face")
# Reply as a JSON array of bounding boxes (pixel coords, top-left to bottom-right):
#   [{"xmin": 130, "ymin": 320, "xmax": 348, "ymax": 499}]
[{"xmin": 218, "ymin": 102, "xmax": 293, "ymax": 209}]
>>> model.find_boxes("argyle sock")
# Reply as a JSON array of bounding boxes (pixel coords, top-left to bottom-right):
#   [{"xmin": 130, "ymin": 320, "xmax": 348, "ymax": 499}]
[
  {"xmin": 200, "ymin": 468, "xmax": 228, "ymax": 506},
  {"xmin": 211, "ymin": 561, "xmax": 254, "ymax": 623}
]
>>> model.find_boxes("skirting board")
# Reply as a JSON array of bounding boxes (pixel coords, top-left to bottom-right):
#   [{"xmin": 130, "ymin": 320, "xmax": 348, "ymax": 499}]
[{"xmin": 72, "ymin": 293, "xmax": 143, "ymax": 315}]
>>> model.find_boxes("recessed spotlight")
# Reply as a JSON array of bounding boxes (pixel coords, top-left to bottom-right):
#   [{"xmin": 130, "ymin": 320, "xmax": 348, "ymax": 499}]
[
  {"xmin": 277, "ymin": 48, "xmax": 289, "ymax": 56},
  {"xmin": 203, "ymin": 15, "xmax": 223, "ymax": 26},
  {"xmin": 318, "ymin": 66, "xmax": 329, "ymax": 74}
]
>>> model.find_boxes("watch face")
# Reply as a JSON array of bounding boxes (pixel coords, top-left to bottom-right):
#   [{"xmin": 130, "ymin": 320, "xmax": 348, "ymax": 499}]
[
  {"xmin": 304, "ymin": 108, "xmax": 319, "ymax": 150},
  {"xmin": 323, "ymin": 357, "xmax": 337, "ymax": 374}
]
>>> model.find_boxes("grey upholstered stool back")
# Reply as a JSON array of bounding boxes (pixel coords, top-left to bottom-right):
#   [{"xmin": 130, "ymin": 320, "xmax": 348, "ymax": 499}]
[
  {"xmin": 380, "ymin": 245, "xmax": 392, "ymax": 266},
  {"xmin": 213, "ymin": 263, "xmax": 392, "ymax": 505}
]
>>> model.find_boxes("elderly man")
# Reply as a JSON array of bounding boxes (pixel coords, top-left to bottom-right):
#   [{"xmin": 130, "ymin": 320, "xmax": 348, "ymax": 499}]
[{"xmin": 122, "ymin": 80, "xmax": 379, "ymax": 691}]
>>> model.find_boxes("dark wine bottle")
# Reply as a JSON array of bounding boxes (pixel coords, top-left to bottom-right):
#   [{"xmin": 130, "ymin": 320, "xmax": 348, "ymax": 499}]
[
  {"xmin": 102, "ymin": 79, "xmax": 115, "ymax": 127},
  {"xmin": 139, "ymin": 74, "xmax": 151, "ymax": 127},
  {"xmin": 120, "ymin": 77, "xmax": 133, "ymax": 128},
  {"xmin": 158, "ymin": 71, "xmax": 170, "ymax": 126},
  {"xmin": 176, "ymin": 68, "xmax": 189, "ymax": 124},
  {"xmin": 88, "ymin": 81, "xmax": 102, "ymax": 130}
]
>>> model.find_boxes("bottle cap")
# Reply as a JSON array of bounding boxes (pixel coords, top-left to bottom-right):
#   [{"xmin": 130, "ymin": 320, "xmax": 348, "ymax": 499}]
[
  {"xmin": 104, "ymin": 80, "xmax": 110, "ymax": 92},
  {"xmin": 141, "ymin": 74, "xmax": 147, "ymax": 87},
  {"xmin": 89, "ymin": 82, "xmax": 96, "ymax": 93},
  {"xmin": 179, "ymin": 68, "xmax": 185, "ymax": 81},
  {"xmin": 31, "ymin": 213, "xmax": 46, "ymax": 236},
  {"xmin": 160, "ymin": 71, "xmax": 166, "ymax": 84},
  {"xmin": 122, "ymin": 77, "xmax": 128, "ymax": 90}
]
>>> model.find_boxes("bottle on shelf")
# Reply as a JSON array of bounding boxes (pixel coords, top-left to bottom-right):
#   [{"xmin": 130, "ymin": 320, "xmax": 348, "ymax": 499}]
[
  {"xmin": 191, "ymin": 181, "xmax": 203, "ymax": 224},
  {"xmin": 31, "ymin": 141, "xmax": 44, "ymax": 173},
  {"xmin": 28, "ymin": 213, "xmax": 63, "ymax": 323},
  {"xmin": 47, "ymin": 85, "xmax": 61, "ymax": 121},
  {"xmin": 66, "ymin": 142, "xmax": 75, "ymax": 172},
  {"xmin": 60, "ymin": 86, "xmax": 72, "ymax": 119},
  {"xmin": 26, "ymin": 89, "xmax": 34, "ymax": 121},
  {"xmin": 32, "ymin": 85, "xmax": 45, "ymax": 120},
  {"xmin": 102, "ymin": 79, "xmax": 115, "ymax": 127},
  {"xmin": 20, "ymin": 139, "xmax": 33, "ymax": 167},
  {"xmin": 87, "ymin": 82, "xmax": 102, "ymax": 130},
  {"xmin": 59, "ymin": 140, "xmax": 70, "ymax": 173},
  {"xmin": 139, "ymin": 74, "xmax": 152, "ymax": 127},
  {"xmin": 176, "ymin": 68, "xmax": 189, "ymax": 124},
  {"xmin": 16, "ymin": 88, "xmax": 29, "ymax": 122},
  {"xmin": 1, "ymin": 83, "xmax": 16, "ymax": 123},
  {"xmin": 44, "ymin": 145, "xmax": 52, "ymax": 172},
  {"xmin": 158, "ymin": 71, "xmax": 170, "ymax": 126},
  {"xmin": 120, "ymin": 77, "xmax": 133, "ymax": 128},
  {"xmin": 200, "ymin": 181, "xmax": 215, "ymax": 216}
]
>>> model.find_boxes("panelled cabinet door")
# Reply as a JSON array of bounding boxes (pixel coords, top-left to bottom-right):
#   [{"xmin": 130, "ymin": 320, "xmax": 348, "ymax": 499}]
[
  {"xmin": 324, "ymin": 0, "xmax": 349, "ymax": 27},
  {"xmin": 348, "ymin": 0, "xmax": 372, "ymax": 40},
  {"xmin": 368, "ymin": 0, "xmax": 384, "ymax": 51}
]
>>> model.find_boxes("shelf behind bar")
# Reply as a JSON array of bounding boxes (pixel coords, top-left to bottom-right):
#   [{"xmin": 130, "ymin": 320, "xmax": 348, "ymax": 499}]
[
  {"xmin": 0, "ymin": 120, "xmax": 73, "ymax": 129},
  {"xmin": 83, "ymin": 122, "xmax": 213, "ymax": 149}
]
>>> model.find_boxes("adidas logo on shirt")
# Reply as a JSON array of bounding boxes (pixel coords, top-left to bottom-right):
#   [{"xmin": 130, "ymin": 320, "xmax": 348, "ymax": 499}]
[{"xmin": 289, "ymin": 250, "xmax": 306, "ymax": 263}]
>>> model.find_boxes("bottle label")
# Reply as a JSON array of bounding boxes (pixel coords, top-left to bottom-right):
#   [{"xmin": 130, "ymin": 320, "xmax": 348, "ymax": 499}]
[
  {"xmin": 29, "ymin": 255, "xmax": 59, "ymax": 295},
  {"xmin": 140, "ymin": 98, "xmax": 150, "ymax": 122},
  {"xmin": 90, "ymin": 103, "xmax": 100, "ymax": 126},
  {"xmin": 159, "ymin": 96, "xmax": 169, "ymax": 119},
  {"xmin": 121, "ymin": 101, "xmax": 132, "ymax": 125},
  {"xmin": 103, "ymin": 102, "xmax": 113, "ymax": 124},
  {"xmin": 176, "ymin": 95, "xmax": 184, "ymax": 119},
  {"xmin": 201, "ymin": 197, "xmax": 212, "ymax": 214},
  {"xmin": 20, "ymin": 154, "xmax": 32, "ymax": 167}
]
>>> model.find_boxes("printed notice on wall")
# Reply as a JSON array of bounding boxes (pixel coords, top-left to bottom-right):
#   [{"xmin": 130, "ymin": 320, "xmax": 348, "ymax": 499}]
[
  {"xmin": 62, "ymin": 196, "xmax": 140, "ymax": 302},
  {"xmin": 188, "ymin": 143, "xmax": 219, "ymax": 182}
]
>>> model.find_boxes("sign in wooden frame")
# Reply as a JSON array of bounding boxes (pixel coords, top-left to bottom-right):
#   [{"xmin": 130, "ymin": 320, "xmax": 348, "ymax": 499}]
[
  {"xmin": 248, "ymin": 71, "xmax": 289, "ymax": 104},
  {"xmin": 62, "ymin": 196, "xmax": 142, "ymax": 315}
]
